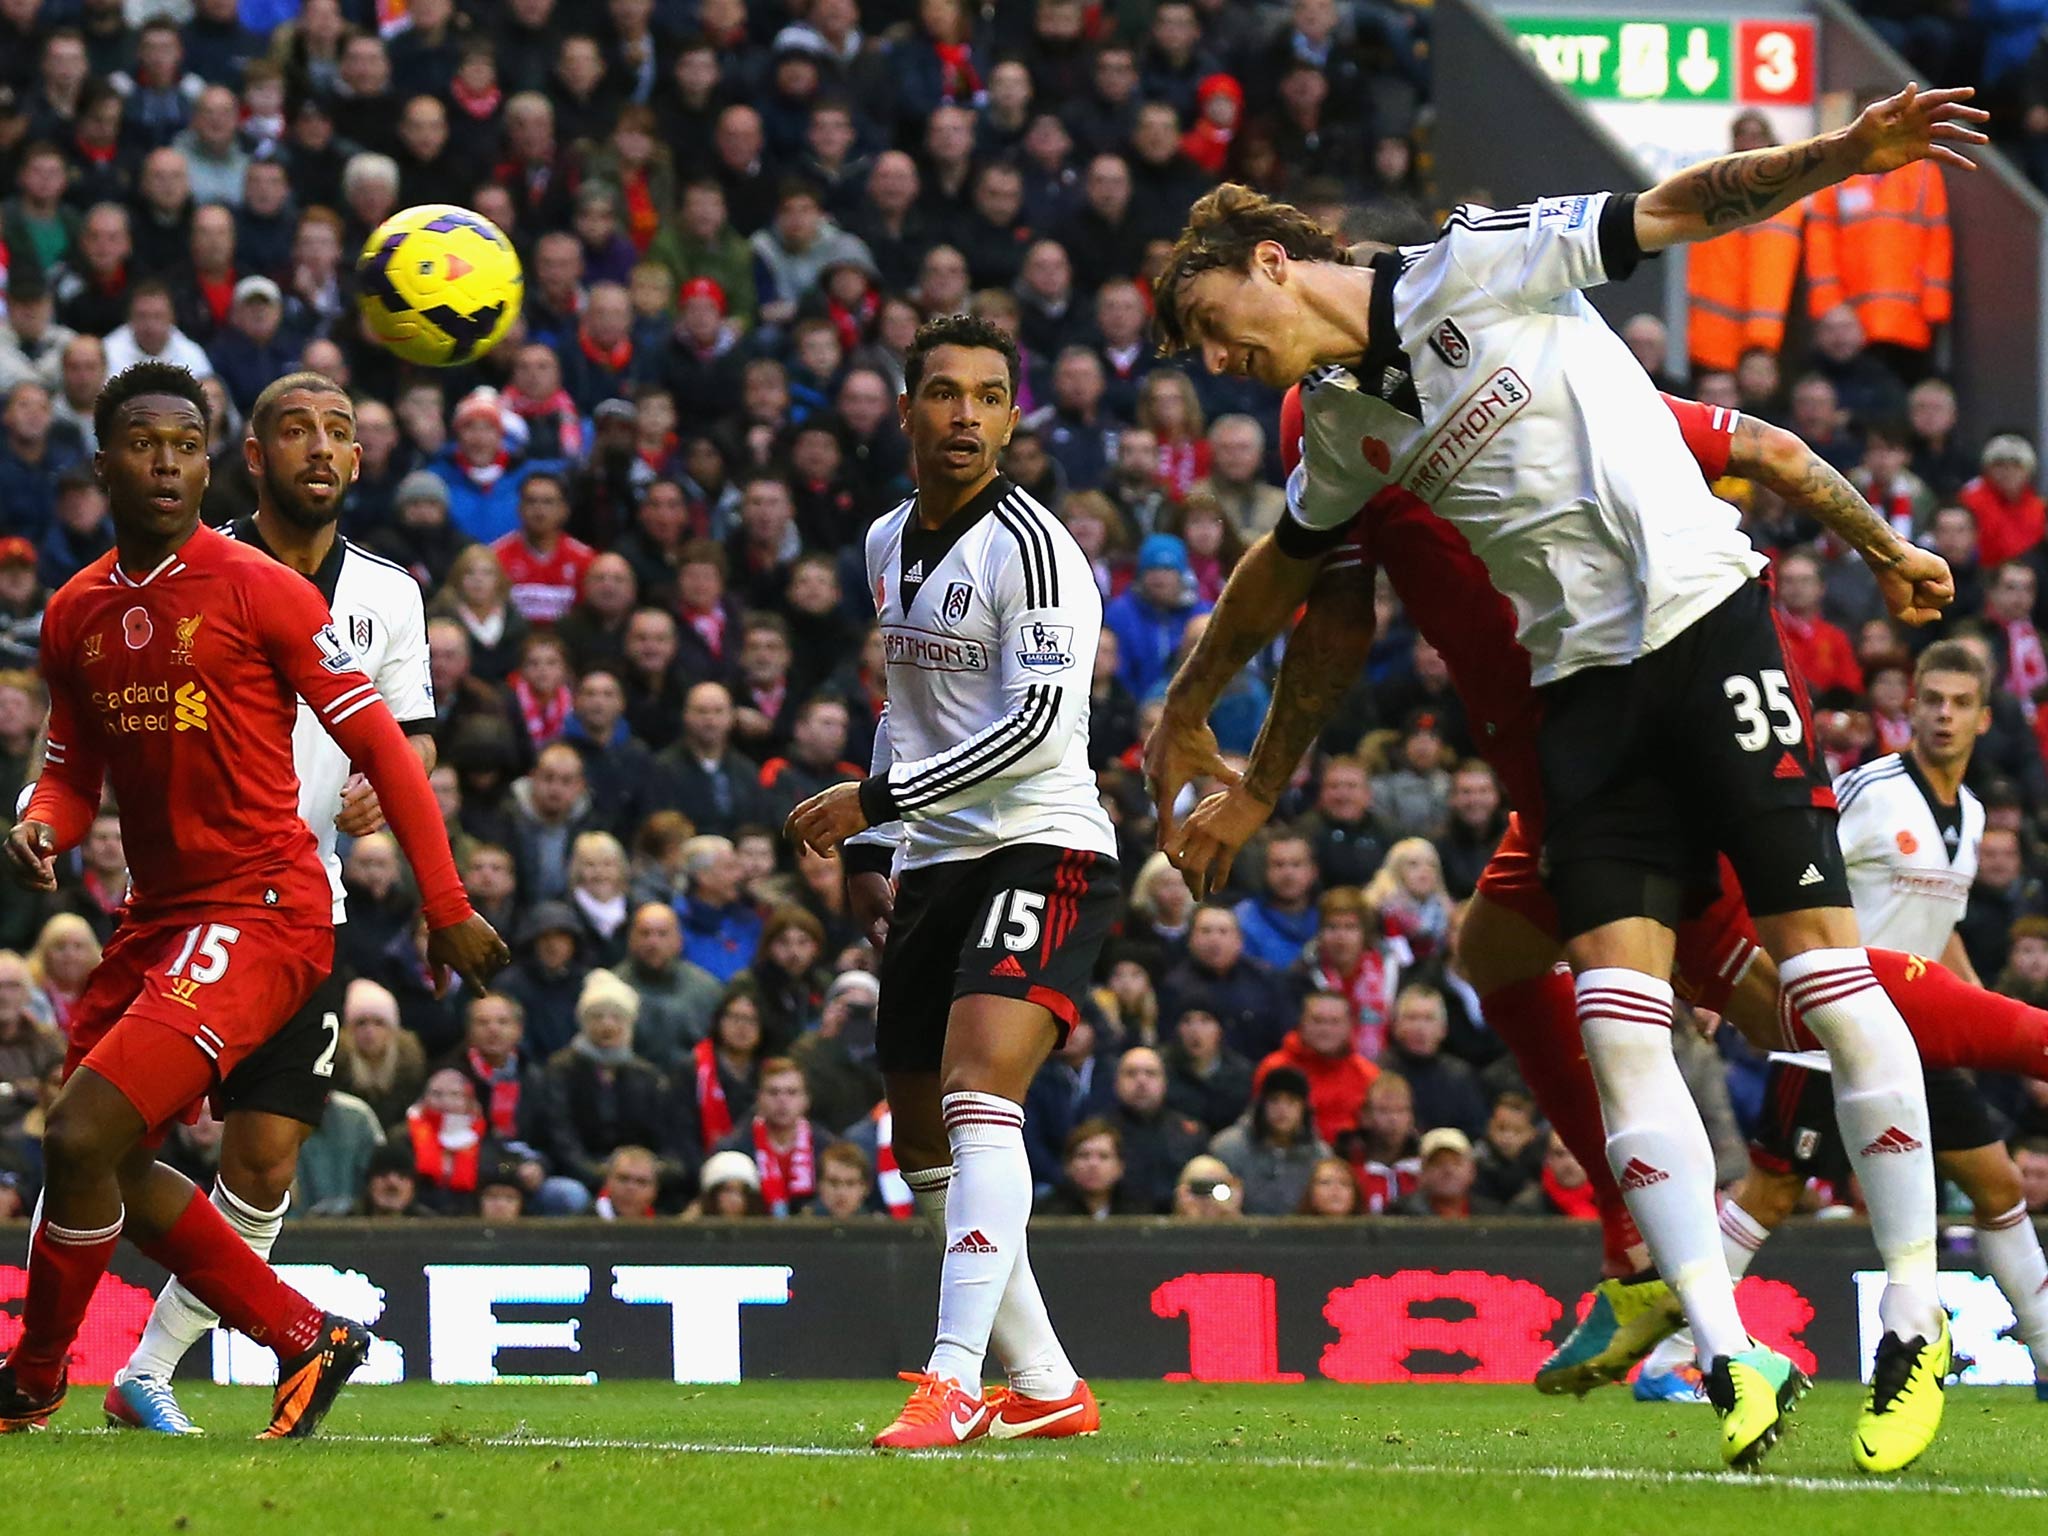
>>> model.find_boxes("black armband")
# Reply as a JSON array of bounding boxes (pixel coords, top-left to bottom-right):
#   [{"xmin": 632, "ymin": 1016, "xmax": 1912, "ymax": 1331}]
[{"xmin": 1598, "ymin": 191, "xmax": 1651, "ymax": 282}]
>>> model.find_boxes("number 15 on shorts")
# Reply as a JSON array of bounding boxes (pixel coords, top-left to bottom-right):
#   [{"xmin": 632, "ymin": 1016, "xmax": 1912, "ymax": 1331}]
[
  {"xmin": 1724, "ymin": 668, "xmax": 1803, "ymax": 751},
  {"xmin": 979, "ymin": 889, "xmax": 1045, "ymax": 952}
]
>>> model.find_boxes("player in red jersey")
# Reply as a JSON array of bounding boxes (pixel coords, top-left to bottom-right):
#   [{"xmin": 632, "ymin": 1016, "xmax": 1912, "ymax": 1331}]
[
  {"xmin": 1151, "ymin": 381, "xmax": 2048, "ymax": 1391},
  {"xmin": 0, "ymin": 363, "xmax": 508, "ymax": 1435}
]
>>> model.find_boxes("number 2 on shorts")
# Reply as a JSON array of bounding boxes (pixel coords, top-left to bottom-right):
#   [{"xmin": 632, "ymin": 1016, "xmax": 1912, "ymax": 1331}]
[{"xmin": 1723, "ymin": 668, "xmax": 1802, "ymax": 752}]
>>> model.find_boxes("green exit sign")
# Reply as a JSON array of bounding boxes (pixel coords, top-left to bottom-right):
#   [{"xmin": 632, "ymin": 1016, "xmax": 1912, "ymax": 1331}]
[{"xmin": 1505, "ymin": 16, "xmax": 1735, "ymax": 101}]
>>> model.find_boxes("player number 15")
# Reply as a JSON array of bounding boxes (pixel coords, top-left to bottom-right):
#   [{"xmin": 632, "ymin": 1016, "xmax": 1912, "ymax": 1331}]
[{"xmin": 1723, "ymin": 669, "xmax": 1802, "ymax": 752}]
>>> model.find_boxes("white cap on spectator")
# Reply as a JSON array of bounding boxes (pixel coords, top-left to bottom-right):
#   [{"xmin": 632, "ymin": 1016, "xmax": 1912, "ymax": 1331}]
[
  {"xmin": 825, "ymin": 970, "xmax": 879, "ymax": 1007},
  {"xmin": 1418, "ymin": 1127, "xmax": 1474, "ymax": 1162},
  {"xmin": 700, "ymin": 1150, "xmax": 761, "ymax": 1192},
  {"xmin": 233, "ymin": 275, "xmax": 282, "ymax": 306},
  {"xmin": 1983, "ymin": 434, "xmax": 2038, "ymax": 475}
]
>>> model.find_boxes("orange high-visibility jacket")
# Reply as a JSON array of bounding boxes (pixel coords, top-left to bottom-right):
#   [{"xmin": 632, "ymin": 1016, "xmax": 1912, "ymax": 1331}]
[
  {"xmin": 1804, "ymin": 160, "xmax": 1952, "ymax": 351},
  {"xmin": 1686, "ymin": 203, "xmax": 1805, "ymax": 372}
]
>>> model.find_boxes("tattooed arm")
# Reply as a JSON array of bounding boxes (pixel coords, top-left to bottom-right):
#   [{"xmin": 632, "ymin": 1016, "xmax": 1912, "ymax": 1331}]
[
  {"xmin": 1633, "ymin": 83, "xmax": 1985, "ymax": 251},
  {"xmin": 1145, "ymin": 531, "xmax": 1324, "ymax": 841},
  {"xmin": 1163, "ymin": 562, "xmax": 1376, "ymax": 896},
  {"xmin": 1730, "ymin": 415, "xmax": 1955, "ymax": 626}
]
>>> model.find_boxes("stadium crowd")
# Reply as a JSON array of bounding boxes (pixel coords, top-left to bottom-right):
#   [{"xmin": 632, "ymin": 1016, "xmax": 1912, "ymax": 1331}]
[{"xmin": 2, "ymin": 0, "xmax": 2048, "ymax": 1231}]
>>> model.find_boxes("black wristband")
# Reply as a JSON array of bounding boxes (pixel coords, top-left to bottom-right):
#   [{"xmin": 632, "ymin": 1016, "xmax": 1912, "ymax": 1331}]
[
  {"xmin": 857, "ymin": 775, "xmax": 900, "ymax": 825},
  {"xmin": 1598, "ymin": 190, "xmax": 1649, "ymax": 282},
  {"xmin": 1274, "ymin": 512, "xmax": 1349, "ymax": 562}
]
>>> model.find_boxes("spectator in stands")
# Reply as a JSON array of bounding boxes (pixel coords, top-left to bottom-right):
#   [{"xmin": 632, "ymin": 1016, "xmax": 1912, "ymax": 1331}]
[
  {"xmin": 1294, "ymin": 1155, "xmax": 1360, "ymax": 1218},
  {"xmin": 1997, "ymin": 916, "xmax": 2048, "ymax": 1009},
  {"xmin": 594, "ymin": 1145, "xmax": 662, "ymax": 1220},
  {"xmin": 498, "ymin": 901, "xmax": 593, "ymax": 1060},
  {"xmin": 1392, "ymin": 1128, "xmax": 1497, "ymax": 1219},
  {"xmin": 333, "ymin": 978, "xmax": 427, "ymax": 1134},
  {"xmin": 1035, "ymin": 1119, "xmax": 1143, "ymax": 1218},
  {"xmin": 1172, "ymin": 1153, "xmax": 1245, "ymax": 1220},
  {"xmin": 437, "ymin": 992, "xmax": 538, "ymax": 1144},
  {"xmin": 1809, "ymin": 303, "xmax": 1904, "ymax": 429},
  {"xmin": 563, "ymin": 830, "xmax": 633, "ymax": 970},
  {"xmin": 24, "ymin": 912, "xmax": 96, "ymax": 1035},
  {"xmin": 1775, "ymin": 546, "xmax": 1865, "ymax": 700},
  {"xmin": 561, "ymin": 669, "xmax": 660, "ymax": 841},
  {"xmin": 493, "ymin": 471, "xmax": 595, "ymax": 626},
  {"xmin": 809, "ymin": 1141, "xmax": 877, "ymax": 1220},
  {"xmin": 0, "ymin": 381, "xmax": 80, "ymax": 543},
  {"xmin": 337, "ymin": 830, "xmax": 417, "ymax": 978},
  {"xmin": 1162, "ymin": 904, "xmax": 1287, "ymax": 1060},
  {"xmin": 1962, "ymin": 435, "xmax": 2047, "ymax": 571},
  {"xmin": 537, "ymin": 969, "xmax": 675, "ymax": 1197},
  {"xmin": 508, "ymin": 742, "xmax": 596, "ymax": 904},
  {"xmin": 1512, "ymin": 1131, "xmax": 1601, "ymax": 1222},
  {"xmin": 790, "ymin": 969, "xmax": 884, "ymax": 1137},
  {"xmin": 1105, "ymin": 1046, "xmax": 1207, "ymax": 1213},
  {"xmin": 1234, "ymin": 830, "xmax": 1318, "ymax": 970},
  {"xmin": 206, "ymin": 277, "xmax": 296, "ymax": 419},
  {"xmin": 1294, "ymin": 756, "xmax": 1393, "ymax": 890},
  {"xmin": 1023, "ymin": 1014, "xmax": 1117, "ymax": 1192},
  {"xmin": 1789, "ymin": 372, "xmax": 1860, "ymax": 472},
  {"xmin": 689, "ymin": 989, "xmax": 768, "ymax": 1157},
  {"xmin": 1382, "ymin": 984, "xmax": 1488, "ymax": 1138},
  {"xmin": 677, "ymin": 833, "xmax": 763, "ymax": 985},
  {"xmin": 715, "ymin": 1056, "xmax": 837, "ymax": 1216},
  {"xmin": 1256, "ymin": 990, "xmax": 1378, "ymax": 1149},
  {"xmin": 1472, "ymin": 1091, "xmax": 1544, "ymax": 1207},
  {"xmin": 661, "ymin": 683, "xmax": 769, "ymax": 839},
  {"xmin": 612, "ymin": 901, "xmax": 721, "ymax": 1073},
  {"xmin": 1288, "ymin": 886, "xmax": 1399, "ymax": 1061},
  {"xmin": 1371, "ymin": 714, "xmax": 1453, "ymax": 840},
  {"xmin": 1107, "ymin": 533, "xmax": 1210, "ymax": 702},
  {"xmin": 1162, "ymin": 1001, "xmax": 1254, "ymax": 1135},
  {"xmin": 1210, "ymin": 1064, "xmax": 1328, "ymax": 1216},
  {"xmin": 1435, "ymin": 762, "xmax": 1506, "ymax": 901},
  {"xmin": 103, "ymin": 278, "xmax": 212, "ymax": 378},
  {"xmin": 1907, "ymin": 378, "xmax": 1975, "ymax": 500},
  {"xmin": 1356, "ymin": 1072, "xmax": 1420, "ymax": 1210},
  {"xmin": 0, "ymin": 953, "xmax": 62, "ymax": 1141}
]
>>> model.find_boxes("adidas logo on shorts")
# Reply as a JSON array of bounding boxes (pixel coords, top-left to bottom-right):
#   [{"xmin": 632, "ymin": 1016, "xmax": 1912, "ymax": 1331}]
[
  {"xmin": 948, "ymin": 1228, "xmax": 998, "ymax": 1254},
  {"xmin": 990, "ymin": 955, "xmax": 1026, "ymax": 979},
  {"xmin": 1620, "ymin": 1157, "xmax": 1669, "ymax": 1190},
  {"xmin": 1798, "ymin": 864, "xmax": 1823, "ymax": 886},
  {"xmin": 1861, "ymin": 1126, "xmax": 1924, "ymax": 1156}
]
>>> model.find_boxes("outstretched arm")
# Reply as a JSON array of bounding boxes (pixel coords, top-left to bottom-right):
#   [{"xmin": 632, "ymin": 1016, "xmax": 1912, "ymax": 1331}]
[
  {"xmin": 1634, "ymin": 83, "xmax": 1986, "ymax": 251},
  {"xmin": 1146, "ymin": 532, "xmax": 1323, "ymax": 841},
  {"xmin": 1728, "ymin": 415, "xmax": 1953, "ymax": 625},
  {"xmin": 1165, "ymin": 561, "xmax": 1377, "ymax": 897}
]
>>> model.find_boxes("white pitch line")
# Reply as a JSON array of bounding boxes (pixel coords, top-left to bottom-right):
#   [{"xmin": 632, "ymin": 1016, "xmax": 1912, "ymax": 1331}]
[{"xmin": 320, "ymin": 1433, "xmax": 2048, "ymax": 1500}]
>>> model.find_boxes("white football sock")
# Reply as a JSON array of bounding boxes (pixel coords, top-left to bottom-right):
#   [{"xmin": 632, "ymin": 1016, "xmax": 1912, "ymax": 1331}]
[
  {"xmin": 906, "ymin": 1163, "xmax": 1080, "ymax": 1397},
  {"xmin": 925, "ymin": 1093, "xmax": 1031, "ymax": 1390},
  {"xmin": 1780, "ymin": 949, "xmax": 1942, "ymax": 1341},
  {"xmin": 125, "ymin": 1182, "xmax": 288, "ymax": 1382},
  {"xmin": 1978, "ymin": 1201, "xmax": 2048, "ymax": 1380},
  {"xmin": 1720, "ymin": 1196, "xmax": 1770, "ymax": 1282},
  {"xmin": 1643, "ymin": 1329, "xmax": 1697, "ymax": 1375},
  {"xmin": 1578, "ymin": 969, "xmax": 1751, "ymax": 1364}
]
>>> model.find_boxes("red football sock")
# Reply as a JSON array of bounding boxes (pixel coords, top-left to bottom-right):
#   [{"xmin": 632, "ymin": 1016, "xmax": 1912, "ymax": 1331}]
[
  {"xmin": 1480, "ymin": 969, "xmax": 1643, "ymax": 1276},
  {"xmin": 1861, "ymin": 948, "xmax": 2048, "ymax": 1078},
  {"xmin": 133, "ymin": 1188, "xmax": 323, "ymax": 1358},
  {"xmin": 12, "ymin": 1213, "xmax": 123, "ymax": 1398}
]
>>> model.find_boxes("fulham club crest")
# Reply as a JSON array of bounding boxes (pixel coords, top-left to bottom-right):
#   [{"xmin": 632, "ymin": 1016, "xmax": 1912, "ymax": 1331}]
[
  {"xmin": 943, "ymin": 581, "xmax": 973, "ymax": 625},
  {"xmin": 351, "ymin": 614, "xmax": 374, "ymax": 652},
  {"xmin": 1429, "ymin": 318, "xmax": 1471, "ymax": 369}
]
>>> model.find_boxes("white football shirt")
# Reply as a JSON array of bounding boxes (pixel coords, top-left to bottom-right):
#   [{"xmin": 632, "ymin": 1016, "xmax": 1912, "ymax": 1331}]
[
  {"xmin": 227, "ymin": 520, "xmax": 435, "ymax": 922},
  {"xmin": 1833, "ymin": 752, "xmax": 1983, "ymax": 961},
  {"xmin": 845, "ymin": 475, "xmax": 1117, "ymax": 872},
  {"xmin": 1283, "ymin": 192, "xmax": 1766, "ymax": 685}
]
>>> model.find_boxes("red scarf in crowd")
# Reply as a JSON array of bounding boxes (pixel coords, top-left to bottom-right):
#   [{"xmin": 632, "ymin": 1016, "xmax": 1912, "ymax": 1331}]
[
  {"xmin": 452, "ymin": 75, "xmax": 502, "ymax": 121},
  {"xmin": 407, "ymin": 1105, "xmax": 484, "ymax": 1193},
  {"xmin": 871, "ymin": 1105, "xmax": 913, "ymax": 1220},
  {"xmin": 621, "ymin": 169, "xmax": 660, "ymax": 252},
  {"xmin": 468, "ymin": 1048, "xmax": 523, "ymax": 1138},
  {"xmin": 934, "ymin": 42, "xmax": 981, "ymax": 103},
  {"xmin": 1314, "ymin": 949, "xmax": 1393, "ymax": 1061},
  {"xmin": 753, "ymin": 1116, "xmax": 816, "ymax": 1216},
  {"xmin": 826, "ymin": 291, "xmax": 877, "ymax": 355},
  {"xmin": 579, "ymin": 327, "xmax": 633, "ymax": 375},
  {"xmin": 1541, "ymin": 1166, "xmax": 1599, "ymax": 1221},
  {"xmin": 510, "ymin": 674, "xmax": 571, "ymax": 747},
  {"xmin": 682, "ymin": 602, "xmax": 726, "ymax": 661},
  {"xmin": 693, "ymin": 1037, "xmax": 734, "ymax": 1151},
  {"xmin": 503, "ymin": 385, "xmax": 586, "ymax": 458},
  {"xmin": 2007, "ymin": 617, "xmax": 2047, "ymax": 716}
]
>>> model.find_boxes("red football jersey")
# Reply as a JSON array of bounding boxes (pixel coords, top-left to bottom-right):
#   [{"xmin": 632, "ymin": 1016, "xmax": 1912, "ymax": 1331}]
[
  {"xmin": 492, "ymin": 531, "xmax": 595, "ymax": 625},
  {"xmin": 30, "ymin": 524, "xmax": 465, "ymax": 927},
  {"xmin": 1280, "ymin": 388, "xmax": 1738, "ymax": 819}
]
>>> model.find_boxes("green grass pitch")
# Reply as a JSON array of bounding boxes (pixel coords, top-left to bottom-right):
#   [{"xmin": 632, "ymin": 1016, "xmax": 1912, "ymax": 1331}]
[{"xmin": 13, "ymin": 1381, "xmax": 2048, "ymax": 1536}]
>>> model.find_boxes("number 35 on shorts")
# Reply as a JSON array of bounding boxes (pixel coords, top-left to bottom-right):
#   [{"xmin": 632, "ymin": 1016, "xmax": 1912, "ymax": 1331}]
[{"xmin": 1723, "ymin": 669, "xmax": 1803, "ymax": 752}]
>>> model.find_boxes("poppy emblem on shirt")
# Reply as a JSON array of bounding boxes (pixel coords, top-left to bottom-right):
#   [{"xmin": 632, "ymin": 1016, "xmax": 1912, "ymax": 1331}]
[
  {"xmin": 1429, "ymin": 318, "xmax": 1471, "ymax": 369},
  {"xmin": 1896, "ymin": 829, "xmax": 1918, "ymax": 855},
  {"xmin": 123, "ymin": 606, "xmax": 153, "ymax": 650},
  {"xmin": 1360, "ymin": 436, "xmax": 1391, "ymax": 474},
  {"xmin": 874, "ymin": 574, "xmax": 887, "ymax": 611}
]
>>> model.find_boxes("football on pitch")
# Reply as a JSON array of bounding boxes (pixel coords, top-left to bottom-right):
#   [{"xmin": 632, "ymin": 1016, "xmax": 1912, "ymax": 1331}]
[{"xmin": 355, "ymin": 203, "xmax": 523, "ymax": 367}]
